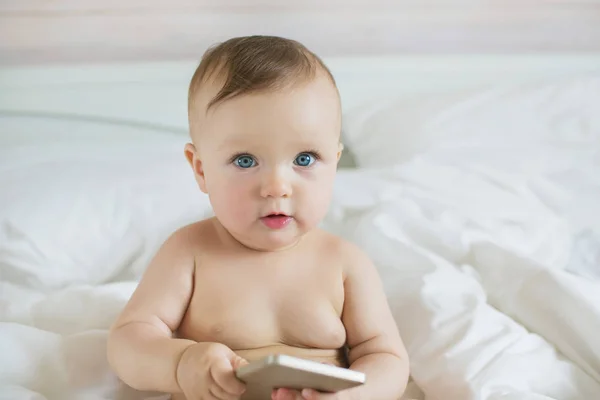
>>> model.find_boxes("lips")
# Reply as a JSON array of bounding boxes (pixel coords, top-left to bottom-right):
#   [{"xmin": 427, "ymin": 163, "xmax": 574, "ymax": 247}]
[{"xmin": 260, "ymin": 213, "xmax": 293, "ymax": 229}]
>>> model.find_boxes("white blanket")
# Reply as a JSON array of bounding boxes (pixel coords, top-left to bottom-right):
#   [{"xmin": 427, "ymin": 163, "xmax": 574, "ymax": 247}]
[{"xmin": 1, "ymin": 116, "xmax": 600, "ymax": 399}]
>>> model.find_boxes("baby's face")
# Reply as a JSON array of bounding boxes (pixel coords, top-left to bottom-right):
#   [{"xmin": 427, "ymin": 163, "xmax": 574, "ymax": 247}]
[{"xmin": 187, "ymin": 73, "xmax": 342, "ymax": 251}]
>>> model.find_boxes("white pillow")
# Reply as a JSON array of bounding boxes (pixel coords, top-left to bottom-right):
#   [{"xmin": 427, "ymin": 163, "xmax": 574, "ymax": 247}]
[
  {"xmin": 0, "ymin": 115, "xmax": 213, "ymax": 290},
  {"xmin": 342, "ymin": 75, "xmax": 600, "ymax": 167}
]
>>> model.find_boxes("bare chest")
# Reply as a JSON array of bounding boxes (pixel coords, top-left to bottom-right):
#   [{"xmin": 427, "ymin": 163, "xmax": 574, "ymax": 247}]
[{"xmin": 177, "ymin": 253, "xmax": 346, "ymax": 351}]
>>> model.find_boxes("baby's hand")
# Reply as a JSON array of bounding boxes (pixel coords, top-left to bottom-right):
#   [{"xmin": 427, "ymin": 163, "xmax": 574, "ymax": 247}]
[
  {"xmin": 271, "ymin": 360, "xmax": 351, "ymax": 400},
  {"xmin": 176, "ymin": 342, "xmax": 248, "ymax": 400}
]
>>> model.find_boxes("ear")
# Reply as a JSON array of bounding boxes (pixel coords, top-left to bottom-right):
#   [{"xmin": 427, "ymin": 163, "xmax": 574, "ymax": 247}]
[
  {"xmin": 184, "ymin": 142, "xmax": 208, "ymax": 193},
  {"xmin": 336, "ymin": 142, "xmax": 345, "ymax": 162}
]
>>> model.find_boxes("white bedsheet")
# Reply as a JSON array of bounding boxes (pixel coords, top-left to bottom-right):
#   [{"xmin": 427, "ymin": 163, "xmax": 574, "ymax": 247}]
[{"xmin": 2, "ymin": 124, "xmax": 600, "ymax": 400}]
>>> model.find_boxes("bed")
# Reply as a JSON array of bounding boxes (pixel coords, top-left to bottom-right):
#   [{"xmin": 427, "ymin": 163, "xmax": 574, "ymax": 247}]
[{"xmin": 1, "ymin": 53, "xmax": 600, "ymax": 400}]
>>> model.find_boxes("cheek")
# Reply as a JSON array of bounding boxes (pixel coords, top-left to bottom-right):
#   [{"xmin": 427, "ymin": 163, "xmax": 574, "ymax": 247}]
[
  {"xmin": 208, "ymin": 174, "xmax": 256, "ymax": 219},
  {"xmin": 299, "ymin": 168, "xmax": 336, "ymax": 218}
]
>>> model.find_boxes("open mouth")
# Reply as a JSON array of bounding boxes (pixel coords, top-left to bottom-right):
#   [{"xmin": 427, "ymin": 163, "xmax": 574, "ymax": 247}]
[{"xmin": 260, "ymin": 213, "xmax": 293, "ymax": 229}]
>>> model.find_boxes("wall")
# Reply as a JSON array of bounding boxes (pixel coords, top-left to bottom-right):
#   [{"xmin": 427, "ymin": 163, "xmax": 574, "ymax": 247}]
[{"xmin": 1, "ymin": 0, "xmax": 600, "ymax": 65}]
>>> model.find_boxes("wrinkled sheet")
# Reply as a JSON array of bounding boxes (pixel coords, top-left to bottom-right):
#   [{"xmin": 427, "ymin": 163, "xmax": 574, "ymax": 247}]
[{"xmin": 2, "ymin": 140, "xmax": 600, "ymax": 399}]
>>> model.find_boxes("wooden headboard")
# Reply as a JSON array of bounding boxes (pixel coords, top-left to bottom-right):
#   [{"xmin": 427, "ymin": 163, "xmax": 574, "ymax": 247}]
[{"xmin": 2, "ymin": 0, "xmax": 600, "ymax": 66}]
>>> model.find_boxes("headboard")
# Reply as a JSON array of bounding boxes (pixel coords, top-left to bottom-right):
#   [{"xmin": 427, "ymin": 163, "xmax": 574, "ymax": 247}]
[
  {"xmin": 2, "ymin": 54, "xmax": 600, "ymax": 128},
  {"xmin": 2, "ymin": 54, "xmax": 600, "ymax": 169}
]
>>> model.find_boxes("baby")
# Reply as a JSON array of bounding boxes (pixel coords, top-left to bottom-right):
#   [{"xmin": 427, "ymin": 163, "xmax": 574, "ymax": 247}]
[{"xmin": 107, "ymin": 35, "xmax": 409, "ymax": 400}]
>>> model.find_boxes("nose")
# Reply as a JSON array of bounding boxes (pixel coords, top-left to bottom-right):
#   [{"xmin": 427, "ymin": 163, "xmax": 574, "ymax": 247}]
[{"xmin": 260, "ymin": 168, "xmax": 292, "ymax": 198}]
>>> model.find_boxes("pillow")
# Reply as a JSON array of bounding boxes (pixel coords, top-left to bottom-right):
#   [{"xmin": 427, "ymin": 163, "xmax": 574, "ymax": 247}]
[
  {"xmin": 342, "ymin": 75, "xmax": 600, "ymax": 167},
  {"xmin": 0, "ymin": 115, "xmax": 213, "ymax": 290}
]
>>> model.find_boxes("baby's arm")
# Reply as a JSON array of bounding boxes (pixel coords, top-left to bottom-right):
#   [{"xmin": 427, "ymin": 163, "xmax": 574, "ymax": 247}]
[
  {"xmin": 106, "ymin": 227, "xmax": 197, "ymax": 393},
  {"xmin": 337, "ymin": 244, "xmax": 409, "ymax": 400}
]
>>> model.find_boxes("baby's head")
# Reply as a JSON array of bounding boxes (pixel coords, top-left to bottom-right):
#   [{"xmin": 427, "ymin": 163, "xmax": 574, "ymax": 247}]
[{"xmin": 185, "ymin": 35, "xmax": 342, "ymax": 251}]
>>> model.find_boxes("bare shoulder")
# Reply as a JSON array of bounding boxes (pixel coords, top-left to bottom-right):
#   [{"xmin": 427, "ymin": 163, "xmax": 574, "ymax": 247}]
[
  {"xmin": 135, "ymin": 218, "xmax": 218, "ymax": 282},
  {"xmin": 111, "ymin": 219, "xmax": 217, "ymax": 331},
  {"xmin": 162, "ymin": 218, "xmax": 216, "ymax": 254},
  {"xmin": 312, "ymin": 229, "xmax": 375, "ymax": 279},
  {"xmin": 340, "ymin": 239, "xmax": 377, "ymax": 281},
  {"xmin": 170, "ymin": 218, "xmax": 214, "ymax": 243}
]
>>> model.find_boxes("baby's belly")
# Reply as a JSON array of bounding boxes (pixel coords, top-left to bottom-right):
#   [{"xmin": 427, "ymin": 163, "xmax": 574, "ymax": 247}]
[
  {"xmin": 235, "ymin": 343, "xmax": 348, "ymax": 367},
  {"xmin": 171, "ymin": 344, "xmax": 348, "ymax": 400}
]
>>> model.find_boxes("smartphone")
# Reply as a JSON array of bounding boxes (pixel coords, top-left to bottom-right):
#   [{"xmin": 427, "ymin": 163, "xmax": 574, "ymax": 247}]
[{"xmin": 235, "ymin": 354, "xmax": 365, "ymax": 398}]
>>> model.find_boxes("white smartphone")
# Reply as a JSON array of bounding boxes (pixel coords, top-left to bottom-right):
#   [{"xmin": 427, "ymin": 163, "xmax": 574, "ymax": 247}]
[{"xmin": 235, "ymin": 354, "xmax": 365, "ymax": 398}]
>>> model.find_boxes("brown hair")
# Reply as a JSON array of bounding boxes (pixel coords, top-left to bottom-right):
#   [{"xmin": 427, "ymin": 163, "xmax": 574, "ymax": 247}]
[{"xmin": 187, "ymin": 35, "xmax": 337, "ymax": 116}]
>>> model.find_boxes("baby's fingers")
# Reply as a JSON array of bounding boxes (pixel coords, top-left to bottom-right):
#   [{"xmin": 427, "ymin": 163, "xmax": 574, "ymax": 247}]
[
  {"xmin": 209, "ymin": 383, "xmax": 241, "ymax": 400},
  {"xmin": 300, "ymin": 389, "xmax": 345, "ymax": 400},
  {"xmin": 301, "ymin": 389, "xmax": 322, "ymax": 399},
  {"xmin": 231, "ymin": 355, "xmax": 249, "ymax": 370},
  {"xmin": 272, "ymin": 388, "xmax": 304, "ymax": 400},
  {"xmin": 210, "ymin": 357, "xmax": 246, "ymax": 397}
]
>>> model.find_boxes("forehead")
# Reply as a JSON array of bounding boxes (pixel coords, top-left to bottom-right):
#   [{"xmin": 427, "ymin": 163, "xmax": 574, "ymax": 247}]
[{"xmin": 192, "ymin": 74, "xmax": 341, "ymax": 148}]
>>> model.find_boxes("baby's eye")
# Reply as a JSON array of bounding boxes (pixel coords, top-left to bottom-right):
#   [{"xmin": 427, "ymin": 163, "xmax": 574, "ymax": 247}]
[
  {"xmin": 234, "ymin": 155, "xmax": 256, "ymax": 169},
  {"xmin": 294, "ymin": 152, "xmax": 316, "ymax": 167}
]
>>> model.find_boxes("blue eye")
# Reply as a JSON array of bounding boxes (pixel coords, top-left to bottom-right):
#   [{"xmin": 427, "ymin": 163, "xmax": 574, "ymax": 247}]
[
  {"xmin": 294, "ymin": 153, "xmax": 315, "ymax": 167},
  {"xmin": 234, "ymin": 155, "xmax": 256, "ymax": 169}
]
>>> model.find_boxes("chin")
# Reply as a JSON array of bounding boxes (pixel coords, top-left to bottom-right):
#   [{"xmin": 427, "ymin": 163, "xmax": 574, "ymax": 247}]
[
  {"xmin": 254, "ymin": 232, "xmax": 302, "ymax": 252},
  {"xmin": 225, "ymin": 219, "xmax": 310, "ymax": 251}
]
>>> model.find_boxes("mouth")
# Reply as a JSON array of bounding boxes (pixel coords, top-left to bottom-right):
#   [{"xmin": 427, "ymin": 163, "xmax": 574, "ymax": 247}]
[{"xmin": 260, "ymin": 213, "xmax": 293, "ymax": 229}]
